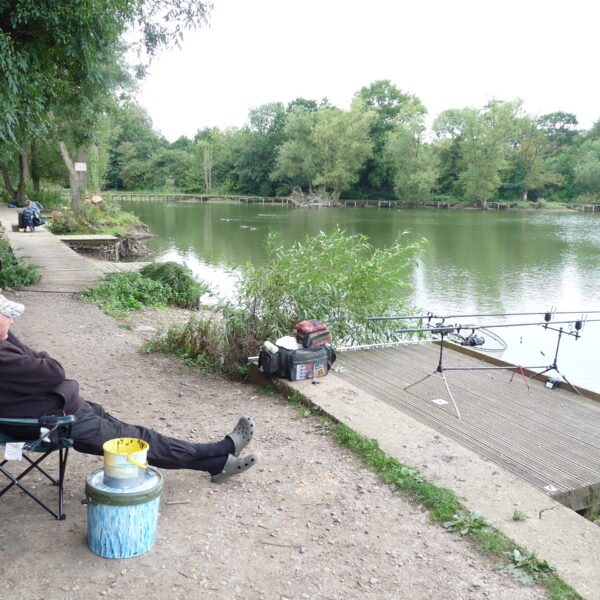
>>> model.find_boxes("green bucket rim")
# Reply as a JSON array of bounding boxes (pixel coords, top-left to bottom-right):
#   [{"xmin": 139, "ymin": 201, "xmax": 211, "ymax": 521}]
[{"xmin": 84, "ymin": 467, "xmax": 163, "ymax": 507}]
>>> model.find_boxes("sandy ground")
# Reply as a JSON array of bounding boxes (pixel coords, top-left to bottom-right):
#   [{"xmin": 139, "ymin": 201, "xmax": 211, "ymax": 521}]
[{"xmin": 0, "ymin": 290, "xmax": 549, "ymax": 600}]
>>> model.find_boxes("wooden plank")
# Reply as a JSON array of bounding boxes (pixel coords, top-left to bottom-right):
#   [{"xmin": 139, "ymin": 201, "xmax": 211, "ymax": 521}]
[
  {"xmin": 57, "ymin": 234, "xmax": 119, "ymax": 242},
  {"xmin": 336, "ymin": 343, "xmax": 600, "ymax": 511}
]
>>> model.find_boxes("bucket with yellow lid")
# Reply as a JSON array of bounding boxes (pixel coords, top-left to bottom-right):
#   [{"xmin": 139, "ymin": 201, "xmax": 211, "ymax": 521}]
[{"xmin": 103, "ymin": 438, "xmax": 149, "ymax": 489}]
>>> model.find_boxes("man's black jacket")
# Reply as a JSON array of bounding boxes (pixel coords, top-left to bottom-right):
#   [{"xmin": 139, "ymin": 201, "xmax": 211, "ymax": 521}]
[{"xmin": 0, "ymin": 331, "xmax": 83, "ymax": 418}]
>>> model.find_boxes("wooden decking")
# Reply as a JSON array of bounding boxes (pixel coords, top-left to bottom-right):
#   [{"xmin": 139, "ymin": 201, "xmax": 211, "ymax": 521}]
[
  {"xmin": 336, "ymin": 342, "xmax": 600, "ymax": 511},
  {"xmin": 0, "ymin": 205, "xmax": 144, "ymax": 292}
]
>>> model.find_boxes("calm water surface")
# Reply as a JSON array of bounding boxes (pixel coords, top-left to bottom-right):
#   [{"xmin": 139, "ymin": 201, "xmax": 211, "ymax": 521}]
[{"xmin": 121, "ymin": 200, "xmax": 600, "ymax": 392}]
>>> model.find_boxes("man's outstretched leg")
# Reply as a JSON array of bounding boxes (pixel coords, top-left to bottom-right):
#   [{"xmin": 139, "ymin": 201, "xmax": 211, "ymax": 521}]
[{"xmin": 71, "ymin": 402, "xmax": 259, "ymax": 482}]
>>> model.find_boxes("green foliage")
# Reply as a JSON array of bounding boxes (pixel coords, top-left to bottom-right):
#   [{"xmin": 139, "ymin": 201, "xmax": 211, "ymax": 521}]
[
  {"xmin": 82, "ymin": 272, "xmax": 168, "ymax": 316},
  {"xmin": 274, "ymin": 102, "xmax": 374, "ymax": 199},
  {"xmin": 146, "ymin": 227, "xmax": 423, "ymax": 379},
  {"xmin": 445, "ymin": 510, "xmax": 490, "ymax": 538},
  {"xmin": 141, "ymin": 316, "xmax": 221, "ymax": 372},
  {"xmin": 139, "ymin": 261, "xmax": 209, "ymax": 308},
  {"xmin": 49, "ymin": 199, "xmax": 141, "ymax": 235},
  {"xmin": 501, "ymin": 549, "xmax": 553, "ymax": 585},
  {"xmin": 385, "ymin": 124, "xmax": 438, "ymax": 203},
  {"xmin": 512, "ymin": 509, "xmax": 526, "ymax": 521},
  {"xmin": 83, "ymin": 263, "xmax": 209, "ymax": 316},
  {"xmin": 354, "ymin": 80, "xmax": 427, "ymax": 196},
  {"xmin": 236, "ymin": 228, "xmax": 424, "ymax": 347},
  {"xmin": 0, "ymin": 239, "xmax": 41, "ymax": 288},
  {"xmin": 0, "ymin": 1, "xmax": 210, "ymax": 150},
  {"xmin": 287, "ymin": 391, "xmax": 302, "ymax": 405}
]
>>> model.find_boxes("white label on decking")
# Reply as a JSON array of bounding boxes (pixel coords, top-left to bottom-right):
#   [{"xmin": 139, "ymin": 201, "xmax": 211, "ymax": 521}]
[{"xmin": 431, "ymin": 398, "xmax": 449, "ymax": 405}]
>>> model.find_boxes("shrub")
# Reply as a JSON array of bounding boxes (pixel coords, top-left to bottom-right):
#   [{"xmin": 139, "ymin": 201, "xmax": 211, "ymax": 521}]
[
  {"xmin": 139, "ymin": 262, "xmax": 208, "ymax": 308},
  {"xmin": 48, "ymin": 198, "xmax": 142, "ymax": 235},
  {"xmin": 0, "ymin": 239, "xmax": 40, "ymax": 288},
  {"xmin": 149, "ymin": 227, "xmax": 425, "ymax": 379},
  {"xmin": 83, "ymin": 272, "xmax": 169, "ymax": 316},
  {"xmin": 234, "ymin": 227, "xmax": 425, "ymax": 347},
  {"xmin": 141, "ymin": 315, "xmax": 223, "ymax": 372}
]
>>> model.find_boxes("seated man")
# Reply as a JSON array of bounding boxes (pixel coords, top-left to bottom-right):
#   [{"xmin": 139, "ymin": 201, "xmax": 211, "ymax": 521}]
[{"xmin": 0, "ymin": 294, "xmax": 258, "ymax": 483}]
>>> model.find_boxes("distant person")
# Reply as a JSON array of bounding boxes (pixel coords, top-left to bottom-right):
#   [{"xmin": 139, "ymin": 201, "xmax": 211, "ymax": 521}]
[
  {"xmin": 21, "ymin": 200, "xmax": 39, "ymax": 233},
  {"xmin": 0, "ymin": 294, "xmax": 259, "ymax": 483}
]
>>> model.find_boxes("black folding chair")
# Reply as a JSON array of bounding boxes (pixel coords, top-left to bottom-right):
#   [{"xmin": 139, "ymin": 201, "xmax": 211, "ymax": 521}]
[{"xmin": 0, "ymin": 415, "xmax": 75, "ymax": 520}]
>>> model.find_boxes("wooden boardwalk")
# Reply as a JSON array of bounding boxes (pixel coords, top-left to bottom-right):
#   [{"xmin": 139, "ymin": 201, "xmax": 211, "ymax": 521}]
[
  {"xmin": 0, "ymin": 205, "xmax": 144, "ymax": 292},
  {"xmin": 336, "ymin": 342, "xmax": 600, "ymax": 511}
]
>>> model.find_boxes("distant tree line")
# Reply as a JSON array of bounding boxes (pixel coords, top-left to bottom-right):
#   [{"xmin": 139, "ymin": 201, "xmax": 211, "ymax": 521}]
[
  {"xmin": 97, "ymin": 83, "xmax": 600, "ymax": 206},
  {"xmin": 1, "ymin": 0, "xmax": 599, "ymax": 208}
]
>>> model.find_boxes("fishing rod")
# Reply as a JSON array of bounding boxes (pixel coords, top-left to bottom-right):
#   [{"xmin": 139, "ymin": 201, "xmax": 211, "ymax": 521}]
[
  {"xmin": 393, "ymin": 318, "xmax": 600, "ymax": 336},
  {"xmin": 367, "ymin": 309, "xmax": 600, "ymax": 322},
  {"xmin": 365, "ymin": 311, "xmax": 600, "ymax": 417}
]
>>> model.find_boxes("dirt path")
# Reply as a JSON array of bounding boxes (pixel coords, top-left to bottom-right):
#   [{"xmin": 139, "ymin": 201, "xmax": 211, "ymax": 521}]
[{"xmin": 0, "ymin": 291, "xmax": 548, "ymax": 600}]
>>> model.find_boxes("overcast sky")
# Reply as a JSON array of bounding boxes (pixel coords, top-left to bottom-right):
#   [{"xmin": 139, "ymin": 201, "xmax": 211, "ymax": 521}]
[{"xmin": 137, "ymin": 0, "xmax": 600, "ymax": 142}]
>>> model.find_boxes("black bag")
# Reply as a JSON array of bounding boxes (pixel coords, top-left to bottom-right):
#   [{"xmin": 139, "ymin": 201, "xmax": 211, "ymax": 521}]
[
  {"xmin": 32, "ymin": 215, "xmax": 45, "ymax": 226},
  {"xmin": 293, "ymin": 319, "xmax": 332, "ymax": 347},
  {"xmin": 260, "ymin": 344, "xmax": 336, "ymax": 381},
  {"xmin": 258, "ymin": 345, "xmax": 281, "ymax": 376}
]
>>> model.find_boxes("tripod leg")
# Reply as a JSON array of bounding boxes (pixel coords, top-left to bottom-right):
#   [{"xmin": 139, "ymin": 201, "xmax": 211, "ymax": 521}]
[
  {"xmin": 554, "ymin": 369, "xmax": 584, "ymax": 398},
  {"xmin": 440, "ymin": 371, "xmax": 461, "ymax": 420},
  {"xmin": 529, "ymin": 366, "xmax": 552, "ymax": 380}
]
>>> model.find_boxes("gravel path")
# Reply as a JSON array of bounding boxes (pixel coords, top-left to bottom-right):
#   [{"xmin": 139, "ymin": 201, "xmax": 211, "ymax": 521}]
[{"xmin": 0, "ymin": 290, "xmax": 548, "ymax": 600}]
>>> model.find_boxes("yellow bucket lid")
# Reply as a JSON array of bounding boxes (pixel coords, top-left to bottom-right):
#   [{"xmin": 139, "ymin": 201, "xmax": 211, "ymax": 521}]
[{"xmin": 103, "ymin": 438, "xmax": 149, "ymax": 455}]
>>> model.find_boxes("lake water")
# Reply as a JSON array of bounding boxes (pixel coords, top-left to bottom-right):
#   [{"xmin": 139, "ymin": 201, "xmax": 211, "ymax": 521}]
[{"xmin": 120, "ymin": 200, "xmax": 600, "ymax": 393}]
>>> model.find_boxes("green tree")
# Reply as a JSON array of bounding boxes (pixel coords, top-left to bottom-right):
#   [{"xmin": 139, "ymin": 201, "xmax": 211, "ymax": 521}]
[
  {"xmin": 107, "ymin": 102, "xmax": 167, "ymax": 189},
  {"xmin": 434, "ymin": 101, "xmax": 522, "ymax": 207},
  {"xmin": 0, "ymin": 0, "xmax": 210, "ymax": 207},
  {"xmin": 271, "ymin": 107, "xmax": 319, "ymax": 192},
  {"xmin": 537, "ymin": 112, "xmax": 579, "ymax": 156},
  {"xmin": 385, "ymin": 124, "xmax": 438, "ymax": 204},
  {"xmin": 225, "ymin": 103, "xmax": 287, "ymax": 196},
  {"xmin": 573, "ymin": 139, "xmax": 600, "ymax": 199},
  {"xmin": 193, "ymin": 128, "xmax": 225, "ymax": 192},
  {"xmin": 354, "ymin": 80, "xmax": 427, "ymax": 196}
]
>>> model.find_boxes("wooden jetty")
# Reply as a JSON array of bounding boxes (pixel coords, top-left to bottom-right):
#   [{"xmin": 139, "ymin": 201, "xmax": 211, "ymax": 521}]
[
  {"xmin": 0, "ymin": 205, "xmax": 144, "ymax": 292},
  {"xmin": 336, "ymin": 342, "xmax": 600, "ymax": 511},
  {"xmin": 575, "ymin": 204, "xmax": 600, "ymax": 212},
  {"xmin": 58, "ymin": 234, "xmax": 121, "ymax": 261}
]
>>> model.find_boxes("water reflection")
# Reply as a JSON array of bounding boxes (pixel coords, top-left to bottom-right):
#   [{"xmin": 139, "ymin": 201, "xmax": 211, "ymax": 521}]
[{"xmin": 121, "ymin": 201, "xmax": 600, "ymax": 392}]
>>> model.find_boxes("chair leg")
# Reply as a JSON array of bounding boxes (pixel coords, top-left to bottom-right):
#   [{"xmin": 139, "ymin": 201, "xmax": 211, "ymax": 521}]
[
  {"xmin": 57, "ymin": 447, "xmax": 69, "ymax": 519},
  {"xmin": 0, "ymin": 449, "xmax": 69, "ymax": 520},
  {"xmin": 22, "ymin": 453, "xmax": 59, "ymax": 485}
]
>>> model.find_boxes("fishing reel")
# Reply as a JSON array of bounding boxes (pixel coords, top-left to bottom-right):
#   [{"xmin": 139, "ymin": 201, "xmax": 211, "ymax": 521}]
[{"xmin": 461, "ymin": 331, "xmax": 485, "ymax": 347}]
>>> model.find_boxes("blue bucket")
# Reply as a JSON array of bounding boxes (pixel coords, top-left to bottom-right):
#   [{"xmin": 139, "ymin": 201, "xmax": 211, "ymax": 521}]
[{"xmin": 83, "ymin": 467, "xmax": 163, "ymax": 558}]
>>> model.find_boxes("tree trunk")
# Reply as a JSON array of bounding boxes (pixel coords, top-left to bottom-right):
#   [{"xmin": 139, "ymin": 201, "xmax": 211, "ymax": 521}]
[
  {"xmin": 30, "ymin": 144, "xmax": 41, "ymax": 192},
  {"xmin": 59, "ymin": 142, "xmax": 89, "ymax": 212},
  {"xmin": 0, "ymin": 165, "xmax": 17, "ymax": 200},
  {"xmin": 15, "ymin": 148, "xmax": 30, "ymax": 203}
]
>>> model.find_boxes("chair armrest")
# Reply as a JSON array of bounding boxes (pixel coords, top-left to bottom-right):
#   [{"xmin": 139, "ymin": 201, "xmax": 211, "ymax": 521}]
[{"xmin": 0, "ymin": 415, "xmax": 75, "ymax": 426}]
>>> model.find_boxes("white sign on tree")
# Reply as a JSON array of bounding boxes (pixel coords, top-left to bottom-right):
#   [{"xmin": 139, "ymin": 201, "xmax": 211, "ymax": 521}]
[{"xmin": 74, "ymin": 162, "xmax": 87, "ymax": 172}]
